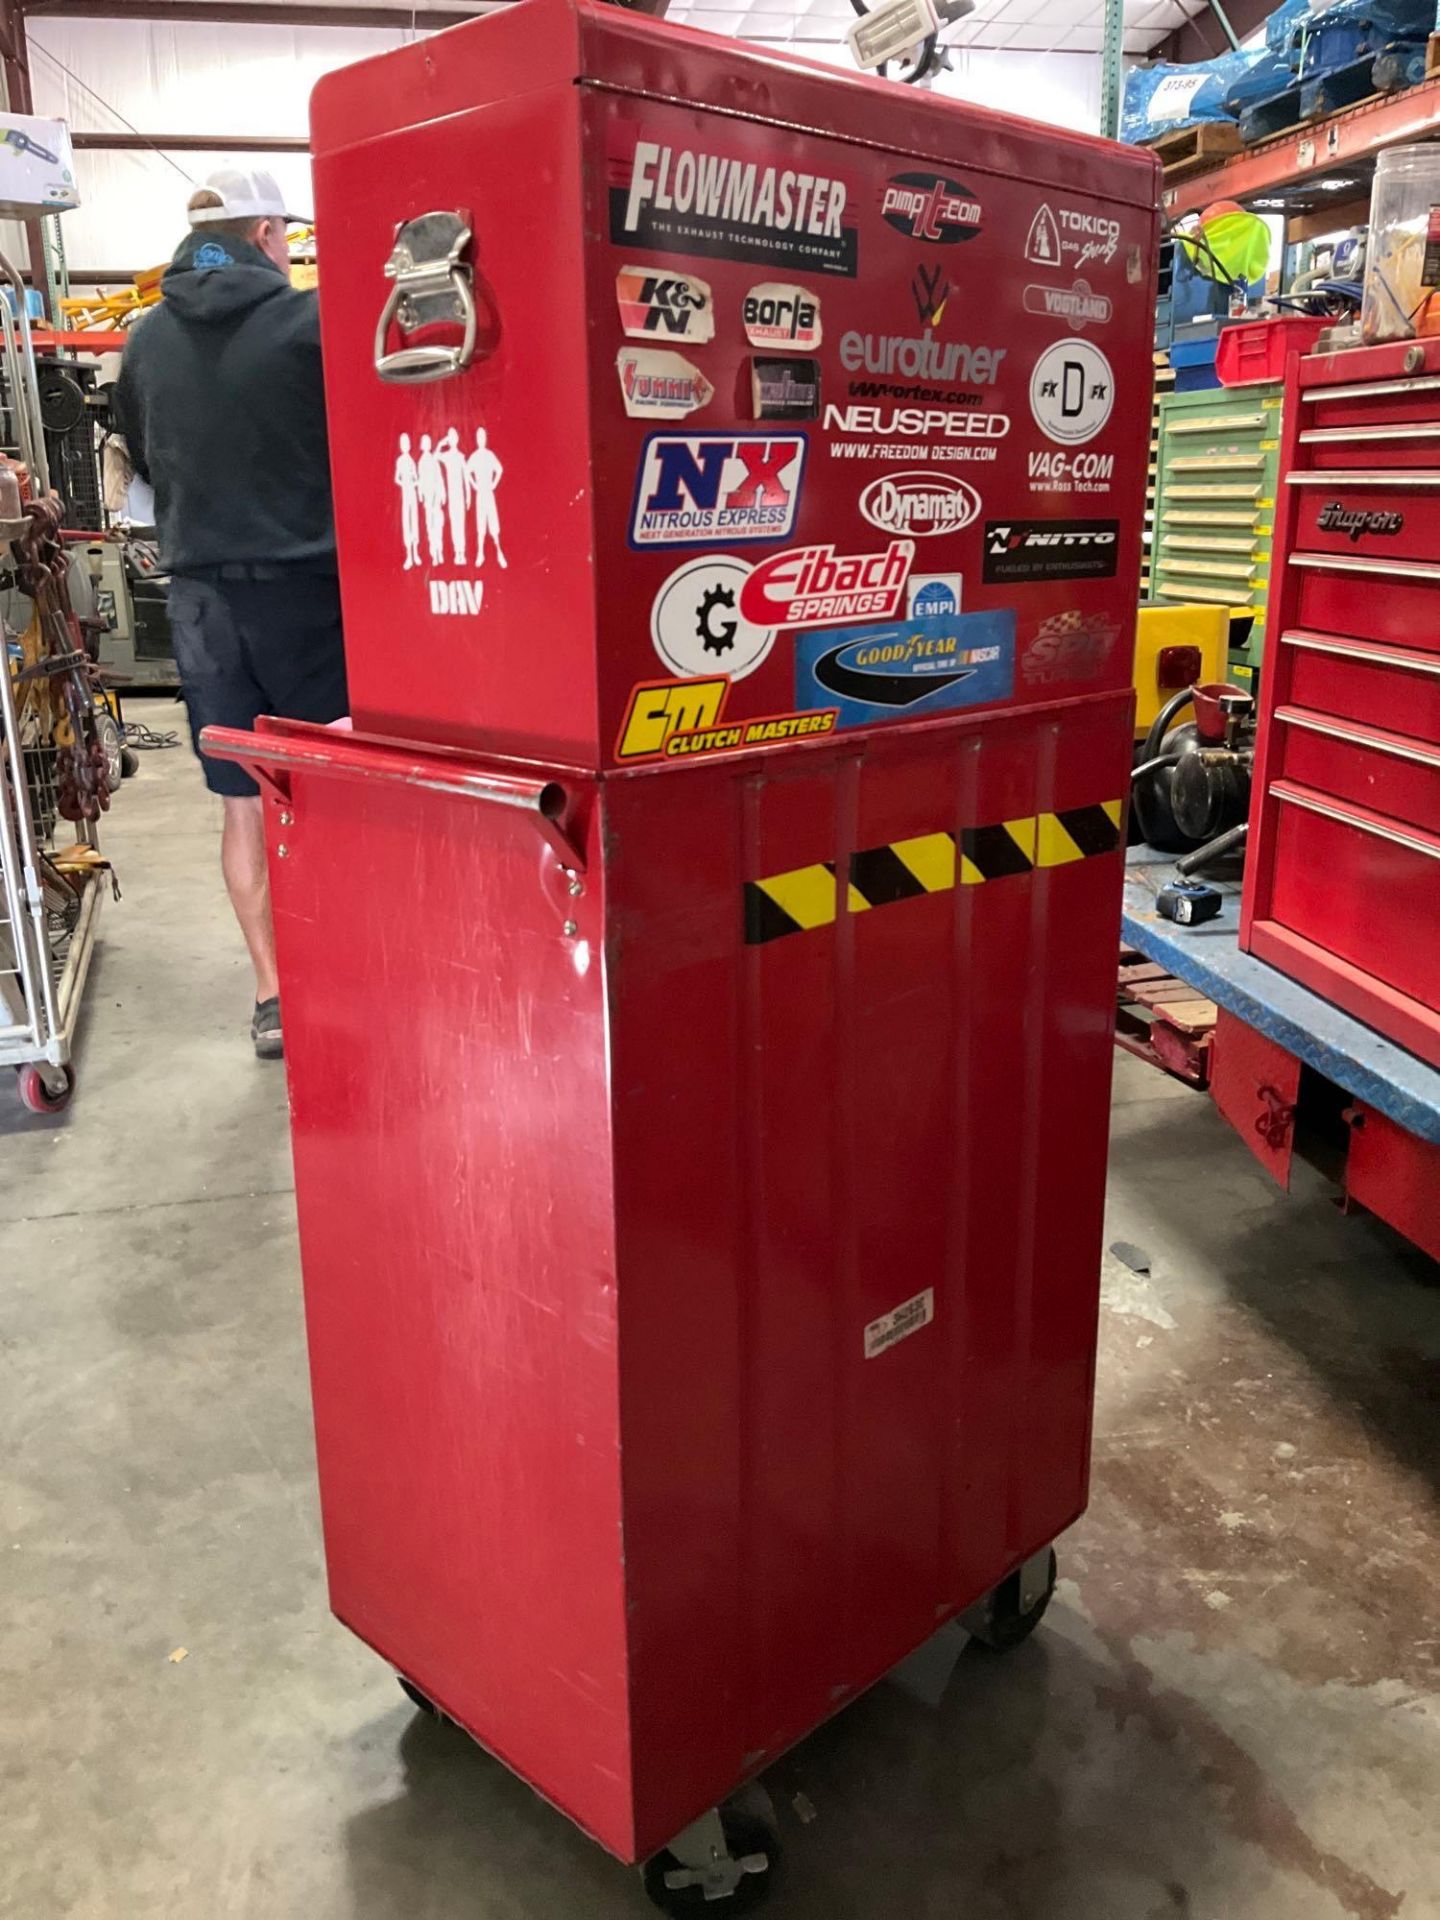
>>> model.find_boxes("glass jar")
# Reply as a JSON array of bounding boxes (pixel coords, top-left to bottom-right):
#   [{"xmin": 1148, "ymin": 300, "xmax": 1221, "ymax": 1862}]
[{"xmin": 1362, "ymin": 144, "xmax": 1440, "ymax": 344}]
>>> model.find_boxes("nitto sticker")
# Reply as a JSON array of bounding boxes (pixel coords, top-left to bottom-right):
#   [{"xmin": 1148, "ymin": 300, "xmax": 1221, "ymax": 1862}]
[
  {"xmin": 1022, "ymin": 608, "xmax": 1121, "ymax": 686},
  {"xmin": 1030, "ymin": 339, "xmax": 1114, "ymax": 447},
  {"xmin": 610, "ymin": 133, "xmax": 857, "ymax": 277},
  {"xmin": 907, "ymin": 573, "xmax": 962, "ymax": 617},
  {"xmin": 740, "ymin": 539, "xmax": 914, "ymax": 631},
  {"xmin": 743, "ymin": 283, "xmax": 822, "ymax": 350},
  {"xmin": 879, "ymin": 173, "xmax": 982, "ymax": 245},
  {"xmin": 393, "ymin": 426, "xmax": 505, "ymax": 616},
  {"xmin": 615, "ymin": 265, "xmax": 714, "ymax": 342},
  {"xmin": 1023, "ymin": 279, "xmax": 1112, "ymax": 331},
  {"xmin": 983, "ymin": 518, "xmax": 1118, "ymax": 584},
  {"xmin": 860, "ymin": 472, "xmax": 979, "ymax": 539},
  {"xmin": 1028, "ymin": 448, "xmax": 1114, "ymax": 495},
  {"xmin": 1025, "ymin": 202, "xmax": 1122, "ymax": 274},
  {"xmin": 651, "ymin": 555, "xmax": 775, "ymax": 680},
  {"xmin": 751, "ymin": 358, "xmax": 820, "ymax": 420},
  {"xmin": 864, "ymin": 1287, "xmax": 935, "ymax": 1359},
  {"xmin": 795, "ymin": 609, "xmax": 1013, "ymax": 728},
  {"xmin": 1316, "ymin": 501, "xmax": 1404, "ymax": 539},
  {"xmin": 630, "ymin": 433, "xmax": 806, "ymax": 549},
  {"xmin": 618, "ymin": 347, "xmax": 714, "ymax": 420}
]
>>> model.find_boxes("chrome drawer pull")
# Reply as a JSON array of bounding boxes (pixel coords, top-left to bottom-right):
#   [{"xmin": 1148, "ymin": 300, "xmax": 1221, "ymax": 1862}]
[
  {"xmin": 1287, "ymin": 468, "xmax": 1440, "ymax": 487},
  {"xmin": 1271, "ymin": 784, "xmax": 1440, "ymax": 861},
  {"xmin": 1301, "ymin": 373, "xmax": 1440, "ymax": 401},
  {"xmin": 1281, "ymin": 630, "xmax": 1440, "ymax": 676},
  {"xmin": 1301, "ymin": 421, "xmax": 1440, "ymax": 444},
  {"xmin": 1291, "ymin": 550, "xmax": 1440, "ymax": 581},
  {"xmin": 1165, "ymin": 412, "xmax": 1268, "ymax": 434},
  {"xmin": 1275, "ymin": 705, "xmax": 1440, "ymax": 768}
]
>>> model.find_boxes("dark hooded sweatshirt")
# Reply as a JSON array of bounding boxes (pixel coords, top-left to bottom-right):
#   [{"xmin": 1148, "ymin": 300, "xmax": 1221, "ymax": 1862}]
[{"xmin": 114, "ymin": 231, "xmax": 335, "ymax": 575}]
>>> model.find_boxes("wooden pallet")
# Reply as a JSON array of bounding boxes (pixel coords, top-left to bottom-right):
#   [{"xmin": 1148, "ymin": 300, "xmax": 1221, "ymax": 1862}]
[
  {"xmin": 1428, "ymin": 29, "xmax": 1440, "ymax": 78},
  {"xmin": 1144, "ymin": 120, "xmax": 1243, "ymax": 181},
  {"xmin": 1116, "ymin": 948, "xmax": 1219, "ymax": 1088}
]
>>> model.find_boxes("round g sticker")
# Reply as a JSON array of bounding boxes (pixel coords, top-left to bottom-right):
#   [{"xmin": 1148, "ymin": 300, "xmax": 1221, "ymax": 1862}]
[
  {"xmin": 1030, "ymin": 339, "xmax": 1114, "ymax": 447},
  {"xmin": 650, "ymin": 556, "xmax": 775, "ymax": 682}
]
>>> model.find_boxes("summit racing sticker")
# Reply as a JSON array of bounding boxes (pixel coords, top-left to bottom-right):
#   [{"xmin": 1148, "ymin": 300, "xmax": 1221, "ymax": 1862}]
[
  {"xmin": 880, "ymin": 173, "xmax": 982, "ymax": 245},
  {"xmin": 859, "ymin": 472, "xmax": 980, "ymax": 539},
  {"xmin": 629, "ymin": 433, "xmax": 807, "ymax": 549},
  {"xmin": 740, "ymin": 539, "xmax": 914, "ymax": 630},
  {"xmin": 983, "ymin": 518, "xmax": 1118, "ymax": 584},
  {"xmin": 618, "ymin": 347, "xmax": 713, "ymax": 420},
  {"xmin": 610, "ymin": 132, "xmax": 857, "ymax": 277},
  {"xmin": 795, "ymin": 608, "xmax": 1015, "ymax": 729},
  {"xmin": 615, "ymin": 265, "xmax": 714, "ymax": 342}
]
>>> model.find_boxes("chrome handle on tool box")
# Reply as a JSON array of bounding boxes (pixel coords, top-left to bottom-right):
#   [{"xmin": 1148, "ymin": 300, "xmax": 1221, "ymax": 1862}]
[
  {"xmin": 1270, "ymin": 780, "xmax": 1440, "ymax": 863},
  {"xmin": 199, "ymin": 719, "xmax": 586, "ymax": 870},
  {"xmin": 374, "ymin": 210, "xmax": 478, "ymax": 385}
]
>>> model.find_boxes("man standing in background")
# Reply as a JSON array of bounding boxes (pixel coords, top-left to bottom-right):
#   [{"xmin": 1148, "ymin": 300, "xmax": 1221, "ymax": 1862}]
[{"xmin": 115, "ymin": 167, "xmax": 346, "ymax": 1060}]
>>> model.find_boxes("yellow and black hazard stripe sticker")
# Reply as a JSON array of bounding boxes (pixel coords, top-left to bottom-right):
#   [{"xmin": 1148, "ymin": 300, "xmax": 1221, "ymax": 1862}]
[{"xmin": 743, "ymin": 799, "xmax": 1123, "ymax": 945}]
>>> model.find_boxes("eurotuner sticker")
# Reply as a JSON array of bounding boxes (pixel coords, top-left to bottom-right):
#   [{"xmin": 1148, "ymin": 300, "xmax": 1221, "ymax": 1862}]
[
  {"xmin": 629, "ymin": 433, "xmax": 807, "ymax": 548},
  {"xmin": 618, "ymin": 347, "xmax": 714, "ymax": 421},
  {"xmin": 1029, "ymin": 339, "xmax": 1114, "ymax": 447},
  {"xmin": 615, "ymin": 265, "xmax": 715, "ymax": 342},
  {"xmin": 742, "ymin": 283, "xmax": 822, "ymax": 350},
  {"xmin": 651, "ymin": 555, "xmax": 775, "ymax": 681}
]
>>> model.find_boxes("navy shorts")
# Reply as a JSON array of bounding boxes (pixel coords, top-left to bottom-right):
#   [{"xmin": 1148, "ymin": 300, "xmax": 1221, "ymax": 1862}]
[{"xmin": 168, "ymin": 569, "xmax": 349, "ymax": 798}]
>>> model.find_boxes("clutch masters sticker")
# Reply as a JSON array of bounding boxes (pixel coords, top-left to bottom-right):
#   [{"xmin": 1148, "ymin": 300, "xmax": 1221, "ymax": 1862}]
[
  {"xmin": 629, "ymin": 433, "xmax": 807, "ymax": 548},
  {"xmin": 794, "ymin": 608, "xmax": 1015, "ymax": 729},
  {"xmin": 616, "ymin": 265, "xmax": 714, "ymax": 342}
]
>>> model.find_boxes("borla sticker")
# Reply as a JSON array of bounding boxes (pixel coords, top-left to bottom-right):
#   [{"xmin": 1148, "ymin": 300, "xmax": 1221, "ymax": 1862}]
[
  {"xmin": 616, "ymin": 265, "xmax": 714, "ymax": 342},
  {"xmin": 743, "ymin": 283, "xmax": 822, "ymax": 351},
  {"xmin": 618, "ymin": 347, "xmax": 714, "ymax": 421}
]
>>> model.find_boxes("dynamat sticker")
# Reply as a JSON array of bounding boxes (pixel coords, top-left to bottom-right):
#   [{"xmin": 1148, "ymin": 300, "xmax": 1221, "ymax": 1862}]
[
  {"xmin": 743, "ymin": 283, "xmax": 822, "ymax": 350},
  {"xmin": 859, "ymin": 472, "xmax": 979, "ymax": 538},
  {"xmin": 610, "ymin": 133, "xmax": 857, "ymax": 276},
  {"xmin": 651, "ymin": 555, "xmax": 775, "ymax": 680},
  {"xmin": 1025, "ymin": 202, "xmax": 1122, "ymax": 274},
  {"xmin": 983, "ymin": 518, "xmax": 1118, "ymax": 584},
  {"xmin": 629, "ymin": 433, "xmax": 807, "ymax": 548},
  {"xmin": 751, "ymin": 358, "xmax": 820, "ymax": 420},
  {"xmin": 864, "ymin": 1288, "xmax": 935, "ymax": 1360},
  {"xmin": 393, "ymin": 427, "xmax": 505, "ymax": 617},
  {"xmin": 880, "ymin": 173, "xmax": 982, "ymax": 244},
  {"xmin": 618, "ymin": 347, "xmax": 714, "ymax": 421},
  {"xmin": 739, "ymin": 539, "xmax": 914, "ymax": 630},
  {"xmin": 615, "ymin": 265, "xmax": 714, "ymax": 342},
  {"xmin": 794, "ymin": 608, "xmax": 1015, "ymax": 728},
  {"xmin": 1023, "ymin": 279, "xmax": 1112, "ymax": 330},
  {"xmin": 1030, "ymin": 339, "xmax": 1114, "ymax": 447},
  {"xmin": 615, "ymin": 677, "xmax": 837, "ymax": 762}
]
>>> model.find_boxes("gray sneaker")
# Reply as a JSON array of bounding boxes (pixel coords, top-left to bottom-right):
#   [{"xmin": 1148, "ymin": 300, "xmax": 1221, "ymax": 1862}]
[{"xmin": 251, "ymin": 996, "xmax": 283, "ymax": 1060}]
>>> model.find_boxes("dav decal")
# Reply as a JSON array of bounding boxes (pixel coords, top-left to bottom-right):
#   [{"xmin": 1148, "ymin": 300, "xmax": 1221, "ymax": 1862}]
[
  {"xmin": 618, "ymin": 347, "xmax": 713, "ymax": 421},
  {"xmin": 795, "ymin": 609, "xmax": 1015, "ymax": 729},
  {"xmin": 740, "ymin": 539, "xmax": 914, "ymax": 630},
  {"xmin": 615, "ymin": 265, "xmax": 715, "ymax": 342},
  {"xmin": 629, "ymin": 433, "xmax": 807, "ymax": 548}
]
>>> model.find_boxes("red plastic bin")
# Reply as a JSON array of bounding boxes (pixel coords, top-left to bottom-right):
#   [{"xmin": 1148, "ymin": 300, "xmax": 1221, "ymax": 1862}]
[{"xmin": 1216, "ymin": 315, "xmax": 1328, "ymax": 386}]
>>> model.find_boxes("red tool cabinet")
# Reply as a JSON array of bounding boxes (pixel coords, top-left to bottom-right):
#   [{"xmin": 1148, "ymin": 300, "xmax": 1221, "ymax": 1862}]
[
  {"xmin": 1243, "ymin": 340, "xmax": 1440, "ymax": 1070},
  {"xmin": 206, "ymin": 0, "xmax": 1158, "ymax": 1894}
]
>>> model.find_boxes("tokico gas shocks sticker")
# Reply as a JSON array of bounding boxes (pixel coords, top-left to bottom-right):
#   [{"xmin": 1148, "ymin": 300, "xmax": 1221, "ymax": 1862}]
[
  {"xmin": 880, "ymin": 173, "xmax": 982, "ymax": 245},
  {"xmin": 618, "ymin": 347, "xmax": 714, "ymax": 421},
  {"xmin": 615, "ymin": 676, "xmax": 837, "ymax": 761},
  {"xmin": 859, "ymin": 472, "xmax": 980, "ymax": 539},
  {"xmin": 795, "ymin": 609, "xmax": 1015, "ymax": 729},
  {"xmin": 743, "ymin": 283, "xmax": 822, "ymax": 350},
  {"xmin": 394, "ymin": 427, "xmax": 504, "ymax": 616},
  {"xmin": 1022, "ymin": 279, "xmax": 1112, "ymax": 331},
  {"xmin": 1024, "ymin": 203, "xmax": 1121, "ymax": 274},
  {"xmin": 1030, "ymin": 339, "xmax": 1114, "ymax": 447},
  {"xmin": 651, "ymin": 556, "xmax": 775, "ymax": 680},
  {"xmin": 983, "ymin": 518, "xmax": 1118, "ymax": 584},
  {"xmin": 615, "ymin": 265, "xmax": 715, "ymax": 342},
  {"xmin": 611, "ymin": 132, "xmax": 857, "ymax": 277},
  {"xmin": 629, "ymin": 433, "xmax": 807, "ymax": 548},
  {"xmin": 740, "ymin": 539, "xmax": 914, "ymax": 630}
]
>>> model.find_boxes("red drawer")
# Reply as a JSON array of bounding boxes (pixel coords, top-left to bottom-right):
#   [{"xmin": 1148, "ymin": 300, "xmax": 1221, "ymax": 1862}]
[
  {"xmin": 1284, "ymin": 476, "xmax": 1440, "ymax": 561},
  {"xmin": 1294, "ymin": 558, "xmax": 1440, "ymax": 655},
  {"xmin": 1303, "ymin": 367, "xmax": 1440, "ymax": 435},
  {"xmin": 1280, "ymin": 632, "xmax": 1440, "ymax": 739},
  {"xmin": 1265, "ymin": 782, "xmax": 1440, "ymax": 1014},
  {"xmin": 1305, "ymin": 432, "xmax": 1440, "ymax": 473},
  {"xmin": 1274, "ymin": 705, "xmax": 1440, "ymax": 832}
]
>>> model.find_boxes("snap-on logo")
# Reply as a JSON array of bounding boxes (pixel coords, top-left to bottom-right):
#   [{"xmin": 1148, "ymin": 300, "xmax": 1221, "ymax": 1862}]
[
  {"xmin": 739, "ymin": 539, "xmax": 915, "ymax": 629},
  {"xmin": 879, "ymin": 173, "xmax": 982, "ymax": 245},
  {"xmin": 1317, "ymin": 501, "xmax": 1404, "ymax": 540}
]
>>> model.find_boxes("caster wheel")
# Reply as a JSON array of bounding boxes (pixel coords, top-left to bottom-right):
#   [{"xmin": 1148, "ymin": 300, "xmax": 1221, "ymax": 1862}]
[
  {"xmin": 643, "ymin": 1808, "xmax": 778, "ymax": 1915},
  {"xmin": 17, "ymin": 1063, "xmax": 74, "ymax": 1114},
  {"xmin": 120, "ymin": 746, "xmax": 140, "ymax": 780},
  {"xmin": 397, "ymin": 1675, "xmax": 440, "ymax": 1718},
  {"xmin": 964, "ymin": 1548, "xmax": 1057, "ymax": 1653},
  {"xmin": 96, "ymin": 711, "xmax": 124, "ymax": 793}
]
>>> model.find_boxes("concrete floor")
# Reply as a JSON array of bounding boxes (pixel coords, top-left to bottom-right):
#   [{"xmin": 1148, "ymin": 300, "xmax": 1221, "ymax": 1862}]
[{"xmin": 4, "ymin": 741, "xmax": 1439, "ymax": 1920}]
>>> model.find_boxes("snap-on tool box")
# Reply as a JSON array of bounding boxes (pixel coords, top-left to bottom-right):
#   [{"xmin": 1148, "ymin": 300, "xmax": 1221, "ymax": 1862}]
[
  {"xmin": 1242, "ymin": 340, "xmax": 1440, "ymax": 1072},
  {"xmin": 205, "ymin": 0, "xmax": 1159, "ymax": 1888}
]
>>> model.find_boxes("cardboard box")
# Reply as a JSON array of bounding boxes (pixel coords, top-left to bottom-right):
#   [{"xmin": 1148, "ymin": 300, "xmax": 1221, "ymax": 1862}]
[{"xmin": 0, "ymin": 114, "xmax": 78, "ymax": 219}]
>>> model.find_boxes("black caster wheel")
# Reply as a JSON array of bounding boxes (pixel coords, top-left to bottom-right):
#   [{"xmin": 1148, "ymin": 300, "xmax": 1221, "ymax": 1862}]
[
  {"xmin": 397, "ymin": 1675, "xmax": 440, "ymax": 1718},
  {"xmin": 963, "ymin": 1548, "xmax": 1057, "ymax": 1653},
  {"xmin": 643, "ymin": 1807, "xmax": 778, "ymax": 1914},
  {"xmin": 120, "ymin": 746, "xmax": 140, "ymax": 780}
]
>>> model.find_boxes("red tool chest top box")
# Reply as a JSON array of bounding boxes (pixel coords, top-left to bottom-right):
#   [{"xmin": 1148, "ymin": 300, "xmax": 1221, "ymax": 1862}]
[
  {"xmin": 224, "ymin": 0, "xmax": 1166, "ymax": 1871},
  {"xmin": 1242, "ymin": 339, "xmax": 1440, "ymax": 1070}
]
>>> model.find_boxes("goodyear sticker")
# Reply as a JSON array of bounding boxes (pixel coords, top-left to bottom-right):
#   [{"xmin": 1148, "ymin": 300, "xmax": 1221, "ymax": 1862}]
[{"xmin": 793, "ymin": 608, "xmax": 1014, "ymax": 730}]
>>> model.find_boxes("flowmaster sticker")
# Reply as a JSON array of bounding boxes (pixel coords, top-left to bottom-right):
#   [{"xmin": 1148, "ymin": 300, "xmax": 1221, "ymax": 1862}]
[
  {"xmin": 615, "ymin": 265, "xmax": 715, "ymax": 342},
  {"xmin": 864, "ymin": 1287, "xmax": 935, "ymax": 1359},
  {"xmin": 743, "ymin": 283, "xmax": 822, "ymax": 350},
  {"xmin": 630, "ymin": 433, "xmax": 806, "ymax": 548},
  {"xmin": 618, "ymin": 347, "xmax": 714, "ymax": 420},
  {"xmin": 794, "ymin": 608, "xmax": 1015, "ymax": 729}
]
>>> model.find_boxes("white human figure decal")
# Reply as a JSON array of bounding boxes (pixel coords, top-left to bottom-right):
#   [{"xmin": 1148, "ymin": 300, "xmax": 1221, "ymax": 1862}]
[
  {"xmin": 417, "ymin": 434, "xmax": 446, "ymax": 567},
  {"xmin": 466, "ymin": 426, "xmax": 506, "ymax": 570},
  {"xmin": 437, "ymin": 427, "xmax": 470, "ymax": 567},
  {"xmin": 394, "ymin": 432, "xmax": 420, "ymax": 570}
]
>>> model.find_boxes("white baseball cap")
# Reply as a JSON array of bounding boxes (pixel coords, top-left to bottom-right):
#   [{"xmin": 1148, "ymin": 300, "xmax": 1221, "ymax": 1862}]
[{"xmin": 189, "ymin": 166, "xmax": 307, "ymax": 227}]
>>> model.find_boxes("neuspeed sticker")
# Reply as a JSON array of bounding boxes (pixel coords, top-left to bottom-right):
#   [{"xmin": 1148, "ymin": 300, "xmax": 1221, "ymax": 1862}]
[
  {"xmin": 651, "ymin": 556, "xmax": 775, "ymax": 680},
  {"xmin": 822, "ymin": 404, "xmax": 1009, "ymax": 441},
  {"xmin": 618, "ymin": 347, "xmax": 713, "ymax": 420},
  {"xmin": 795, "ymin": 609, "xmax": 1014, "ymax": 729},
  {"xmin": 880, "ymin": 173, "xmax": 982, "ymax": 244},
  {"xmin": 1023, "ymin": 278, "xmax": 1112, "ymax": 330},
  {"xmin": 864, "ymin": 1286, "xmax": 935, "ymax": 1359},
  {"xmin": 859, "ymin": 472, "xmax": 980, "ymax": 538},
  {"xmin": 743, "ymin": 283, "xmax": 822, "ymax": 350},
  {"xmin": 751, "ymin": 358, "xmax": 820, "ymax": 420},
  {"xmin": 1028, "ymin": 448, "xmax": 1114, "ymax": 495},
  {"xmin": 983, "ymin": 518, "xmax": 1118, "ymax": 584},
  {"xmin": 1025, "ymin": 203, "xmax": 1122, "ymax": 274},
  {"xmin": 611, "ymin": 132, "xmax": 857, "ymax": 276},
  {"xmin": 1030, "ymin": 339, "xmax": 1114, "ymax": 447},
  {"xmin": 615, "ymin": 265, "xmax": 714, "ymax": 342},
  {"xmin": 629, "ymin": 433, "xmax": 807, "ymax": 548},
  {"xmin": 740, "ymin": 539, "xmax": 914, "ymax": 630}
]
